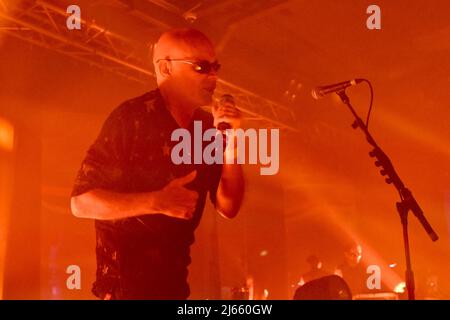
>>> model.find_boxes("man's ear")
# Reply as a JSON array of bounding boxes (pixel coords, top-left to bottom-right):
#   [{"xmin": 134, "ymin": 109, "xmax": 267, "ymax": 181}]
[{"xmin": 158, "ymin": 60, "xmax": 172, "ymax": 78}]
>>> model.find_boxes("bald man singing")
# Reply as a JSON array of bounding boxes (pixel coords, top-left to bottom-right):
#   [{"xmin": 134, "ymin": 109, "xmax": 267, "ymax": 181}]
[{"xmin": 70, "ymin": 28, "xmax": 244, "ymax": 300}]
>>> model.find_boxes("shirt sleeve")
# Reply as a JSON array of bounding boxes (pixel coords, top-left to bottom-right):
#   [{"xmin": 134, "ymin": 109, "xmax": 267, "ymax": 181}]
[{"xmin": 71, "ymin": 107, "xmax": 128, "ymax": 197}]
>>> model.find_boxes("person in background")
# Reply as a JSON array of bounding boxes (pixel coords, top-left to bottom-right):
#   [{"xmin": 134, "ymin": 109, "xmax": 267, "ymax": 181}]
[{"xmin": 298, "ymin": 254, "xmax": 330, "ymax": 286}]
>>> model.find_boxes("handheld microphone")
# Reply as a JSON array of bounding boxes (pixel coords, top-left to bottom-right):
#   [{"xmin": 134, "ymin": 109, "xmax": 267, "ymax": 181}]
[
  {"xmin": 217, "ymin": 94, "xmax": 235, "ymax": 131},
  {"xmin": 311, "ymin": 79, "xmax": 364, "ymax": 99}
]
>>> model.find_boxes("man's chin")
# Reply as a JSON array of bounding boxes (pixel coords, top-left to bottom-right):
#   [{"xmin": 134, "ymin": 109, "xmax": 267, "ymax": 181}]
[{"xmin": 198, "ymin": 94, "xmax": 213, "ymax": 107}]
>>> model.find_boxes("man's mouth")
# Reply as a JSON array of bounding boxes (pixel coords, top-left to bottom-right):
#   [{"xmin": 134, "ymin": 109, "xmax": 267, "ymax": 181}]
[{"xmin": 204, "ymin": 84, "xmax": 216, "ymax": 93}]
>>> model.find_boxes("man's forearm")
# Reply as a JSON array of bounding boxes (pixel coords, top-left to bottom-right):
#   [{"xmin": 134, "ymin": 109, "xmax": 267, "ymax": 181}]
[
  {"xmin": 71, "ymin": 189, "xmax": 157, "ymax": 220},
  {"xmin": 216, "ymin": 162, "xmax": 245, "ymax": 219}
]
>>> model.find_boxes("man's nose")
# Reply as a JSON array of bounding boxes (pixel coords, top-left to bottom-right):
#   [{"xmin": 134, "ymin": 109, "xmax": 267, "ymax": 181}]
[{"xmin": 207, "ymin": 70, "xmax": 218, "ymax": 80}]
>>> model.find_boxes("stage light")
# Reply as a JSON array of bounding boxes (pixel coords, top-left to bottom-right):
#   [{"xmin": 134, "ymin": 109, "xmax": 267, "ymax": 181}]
[
  {"xmin": 394, "ymin": 281, "xmax": 406, "ymax": 293},
  {"xmin": 0, "ymin": 117, "xmax": 14, "ymax": 152}
]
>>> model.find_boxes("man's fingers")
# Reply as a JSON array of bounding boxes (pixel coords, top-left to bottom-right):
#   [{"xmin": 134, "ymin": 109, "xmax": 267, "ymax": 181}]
[
  {"xmin": 173, "ymin": 198, "xmax": 197, "ymax": 210},
  {"xmin": 218, "ymin": 112, "xmax": 240, "ymax": 119},
  {"xmin": 173, "ymin": 189, "xmax": 198, "ymax": 202},
  {"xmin": 221, "ymin": 105, "xmax": 240, "ymax": 112},
  {"xmin": 172, "ymin": 205, "xmax": 196, "ymax": 220},
  {"xmin": 166, "ymin": 189, "xmax": 198, "ymax": 220},
  {"xmin": 216, "ymin": 109, "xmax": 241, "ymax": 118},
  {"xmin": 188, "ymin": 190, "xmax": 199, "ymax": 200},
  {"xmin": 162, "ymin": 172, "xmax": 199, "ymax": 220},
  {"xmin": 170, "ymin": 170, "xmax": 197, "ymax": 186}
]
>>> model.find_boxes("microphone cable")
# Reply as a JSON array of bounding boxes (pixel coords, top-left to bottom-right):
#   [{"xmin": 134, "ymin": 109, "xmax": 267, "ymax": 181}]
[{"xmin": 361, "ymin": 79, "xmax": 374, "ymax": 130}]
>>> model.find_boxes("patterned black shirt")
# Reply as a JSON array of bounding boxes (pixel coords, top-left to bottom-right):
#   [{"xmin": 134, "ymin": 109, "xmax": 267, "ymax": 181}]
[{"xmin": 71, "ymin": 89, "xmax": 222, "ymax": 299}]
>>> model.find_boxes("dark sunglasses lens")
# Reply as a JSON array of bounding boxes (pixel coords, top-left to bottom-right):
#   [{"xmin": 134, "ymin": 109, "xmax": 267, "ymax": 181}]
[
  {"xmin": 195, "ymin": 61, "xmax": 220, "ymax": 74},
  {"xmin": 212, "ymin": 62, "xmax": 221, "ymax": 72}
]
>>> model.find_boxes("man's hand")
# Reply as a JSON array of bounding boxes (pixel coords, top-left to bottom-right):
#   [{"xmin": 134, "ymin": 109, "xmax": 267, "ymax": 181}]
[
  {"xmin": 212, "ymin": 99, "xmax": 242, "ymax": 130},
  {"xmin": 153, "ymin": 170, "xmax": 199, "ymax": 220}
]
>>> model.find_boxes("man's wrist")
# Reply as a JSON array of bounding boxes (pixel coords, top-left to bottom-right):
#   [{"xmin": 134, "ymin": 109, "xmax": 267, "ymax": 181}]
[
  {"xmin": 223, "ymin": 131, "xmax": 238, "ymax": 163},
  {"xmin": 141, "ymin": 191, "xmax": 158, "ymax": 213}
]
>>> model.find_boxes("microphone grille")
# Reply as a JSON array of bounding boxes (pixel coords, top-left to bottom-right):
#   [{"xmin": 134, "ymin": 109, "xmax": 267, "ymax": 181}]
[{"xmin": 220, "ymin": 94, "xmax": 235, "ymax": 106}]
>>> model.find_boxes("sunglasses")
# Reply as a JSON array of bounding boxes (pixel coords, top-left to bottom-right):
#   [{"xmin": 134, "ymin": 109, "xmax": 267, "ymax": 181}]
[{"xmin": 157, "ymin": 58, "xmax": 221, "ymax": 74}]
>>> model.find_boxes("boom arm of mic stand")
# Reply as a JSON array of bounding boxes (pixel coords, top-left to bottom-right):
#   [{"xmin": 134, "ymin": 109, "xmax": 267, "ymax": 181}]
[{"xmin": 335, "ymin": 90, "xmax": 438, "ymax": 242}]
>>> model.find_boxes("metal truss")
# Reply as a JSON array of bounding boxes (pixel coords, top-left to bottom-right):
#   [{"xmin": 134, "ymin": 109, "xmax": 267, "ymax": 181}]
[{"xmin": 0, "ymin": 0, "xmax": 298, "ymax": 131}]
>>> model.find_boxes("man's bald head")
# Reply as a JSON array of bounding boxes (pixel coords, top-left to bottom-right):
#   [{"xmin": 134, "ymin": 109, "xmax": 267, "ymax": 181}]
[{"xmin": 152, "ymin": 28, "xmax": 215, "ymax": 66}]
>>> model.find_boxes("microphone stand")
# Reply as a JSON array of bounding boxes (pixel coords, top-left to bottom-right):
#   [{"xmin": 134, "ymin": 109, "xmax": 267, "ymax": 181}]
[{"xmin": 335, "ymin": 90, "xmax": 439, "ymax": 300}]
